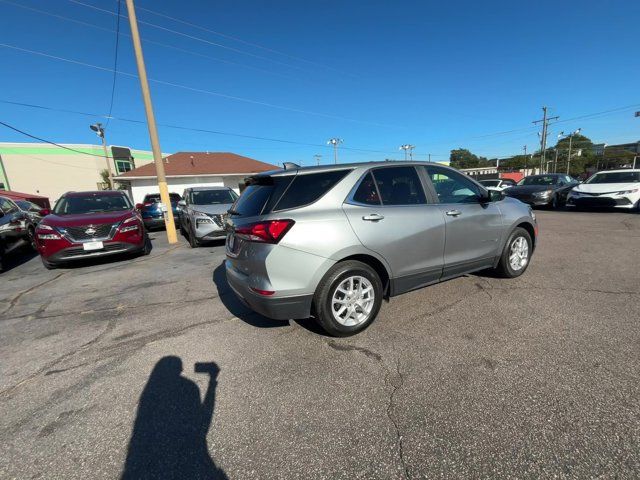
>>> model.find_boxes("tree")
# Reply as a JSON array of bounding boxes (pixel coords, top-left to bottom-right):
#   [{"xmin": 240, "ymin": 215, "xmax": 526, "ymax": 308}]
[
  {"xmin": 99, "ymin": 169, "xmax": 127, "ymax": 190},
  {"xmin": 449, "ymin": 148, "xmax": 491, "ymax": 169}
]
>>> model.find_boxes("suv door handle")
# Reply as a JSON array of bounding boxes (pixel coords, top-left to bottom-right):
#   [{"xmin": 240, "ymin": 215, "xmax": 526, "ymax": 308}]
[
  {"xmin": 445, "ymin": 209, "xmax": 462, "ymax": 217},
  {"xmin": 362, "ymin": 213, "xmax": 384, "ymax": 221}
]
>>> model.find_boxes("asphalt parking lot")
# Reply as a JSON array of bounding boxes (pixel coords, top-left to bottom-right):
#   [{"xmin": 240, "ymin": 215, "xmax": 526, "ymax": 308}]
[{"xmin": 1, "ymin": 210, "xmax": 639, "ymax": 479}]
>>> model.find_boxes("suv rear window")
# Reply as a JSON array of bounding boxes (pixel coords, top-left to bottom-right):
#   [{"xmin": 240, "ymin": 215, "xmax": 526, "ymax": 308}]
[
  {"xmin": 232, "ymin": 170, "xmax": 350, "ymax": 216},
  {"xmin": 274, "ymin": 170, "xmax": 350, "ymax": 211},
  {"xmin": 144, "ymin": 193, "xmax": 181, "ymax": 203}
]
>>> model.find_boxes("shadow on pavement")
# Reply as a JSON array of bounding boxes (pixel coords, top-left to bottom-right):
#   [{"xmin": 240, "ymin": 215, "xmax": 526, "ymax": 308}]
[
  {"xmin": 121, "ymin": 356, "xmax": 227, "ymax": 480},
  {"xmin": 212, "ymin": 262, "xmax": 288, "ymax": 328},
  {"xmin": 0, "ymin": 249, "xmax": 38, "ymax": 273}
]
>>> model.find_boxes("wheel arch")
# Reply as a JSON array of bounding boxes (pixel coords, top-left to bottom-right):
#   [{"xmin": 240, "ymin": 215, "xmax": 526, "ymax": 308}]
[{"xmin": 334, "ymin": 253, "xmax": 391, "ymax": 298}]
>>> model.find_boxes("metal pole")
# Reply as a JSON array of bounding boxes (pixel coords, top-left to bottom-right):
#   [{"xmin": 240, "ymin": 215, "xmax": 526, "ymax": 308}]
[
  {"xmin": 553, "ymin": 148, "xmax": 559, "ymax": 173},
  {"xmin": 428, "ymin": 153, "xmax": 431, "ymax": 162},
  {"xmin": 100, "ymin": 134, "xmax": 115, "ymax": 189},
  {"xmin": 125, "ymin": 0, "xmax": 177, "ymax": 244},
  {"xmin": 523, "ymin": 145, "xmax": 527, "ymax": 175},
  {"xmin": 566, "ymin": 135, "xmax": 573, "ymax": 175},
  {"xmin": 333, "ymin": 143, "xmax": 338, "ymax": 164}
]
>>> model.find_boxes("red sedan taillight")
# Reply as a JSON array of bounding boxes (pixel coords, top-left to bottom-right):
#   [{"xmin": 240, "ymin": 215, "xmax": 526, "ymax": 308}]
[{"xmin": 235, "ymin": 220, "xmax": 294, "ymax": 244}]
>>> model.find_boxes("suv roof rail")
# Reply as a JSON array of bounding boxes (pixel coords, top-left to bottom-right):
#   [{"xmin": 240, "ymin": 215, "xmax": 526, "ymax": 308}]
[{"xmin": 283, "ymin": 162, "xmax": 300, "ymax": 170}]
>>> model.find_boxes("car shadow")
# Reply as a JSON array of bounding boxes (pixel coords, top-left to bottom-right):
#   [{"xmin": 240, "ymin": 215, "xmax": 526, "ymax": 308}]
[
  {"xmin": 0, "ymin": 249, "xmax": 39, "ymax": 273},
  {"xmin": 121, "ymin": 356, "xmax": 227, "ymax": 480},
  {"xmin": 211, "ymin": 262, "xmax": 289, "ymax": 329}
]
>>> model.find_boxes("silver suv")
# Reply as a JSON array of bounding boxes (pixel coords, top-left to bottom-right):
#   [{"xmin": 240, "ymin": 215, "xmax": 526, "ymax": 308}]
[
  {"xmin": 225, "ymin": 162, "xmax": 537, "ymax": 336},
  {"xmin": 179, "ymin": 187, "xmax": 238, "ymax": 247}
]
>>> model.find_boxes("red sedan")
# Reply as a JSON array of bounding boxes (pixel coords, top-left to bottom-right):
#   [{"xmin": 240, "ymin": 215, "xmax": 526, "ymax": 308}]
[{"xmin": 36, "ymin": 191, "xmax": 150, "ymax": 269}]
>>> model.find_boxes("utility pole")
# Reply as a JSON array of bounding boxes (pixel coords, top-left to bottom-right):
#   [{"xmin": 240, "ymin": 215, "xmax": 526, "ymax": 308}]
[
  {"xmin": 523, "ymin": 145, "xmax": 527, "ymax": 174},
  {"xmin": 428, "ymin": 153, "xmax": 431, "ymax": 162},
  {"xmin": 553, "ymin": 148, "xmax": 559, "ymax": 173},
  {"xmin": 314, "ymin": 154, "xmax": 322, "ymax": 166},
  {"xmin": 533, "ymin": 106, "xmax": 559, "ymax": 172},
  {"xmin": 327, "ymin": 138, "xmax": 343, "ymax": 164},
  {"xmin": 90, "ymin": 122, "xmax": 114, "ymax": 189},
  {"xmin": 558, "ymin": 129, "xmax": 581, "ymax": 175},
  {"xmin": 125, "ymin": 0, "xmax": 177, "ymax": 244},
  {"xmin": 399, "ymin": 144, "xmax": 415, "ymax": 161}
]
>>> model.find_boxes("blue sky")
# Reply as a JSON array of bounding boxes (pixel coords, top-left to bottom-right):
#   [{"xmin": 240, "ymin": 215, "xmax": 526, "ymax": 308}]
[{"xmin": 1, "ymin": 0, "xmax": 639, "ymax": 165}]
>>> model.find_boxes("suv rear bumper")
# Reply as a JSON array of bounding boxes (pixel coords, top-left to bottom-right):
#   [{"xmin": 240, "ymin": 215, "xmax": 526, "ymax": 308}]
[{"xmin": 225, "ymin": 260, "xmax": 313, "ymax": 320}]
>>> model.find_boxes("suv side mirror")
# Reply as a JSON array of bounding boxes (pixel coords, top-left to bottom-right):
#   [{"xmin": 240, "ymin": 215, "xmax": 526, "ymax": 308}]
[
  {"xmin": 489, "ymin": 190, "xmax": 505, "ymax": 202},
  {"xmin": 135, "ymin": 203, "xmax": 144, "ymax": 210},
  {"xmin": 478, "ymin": 189, "xmax": 491, "ymax": 203},
  {"xmin": 178, "ymin": 200, "xmax": 186, "ymax": 207},
  {"xmin": 39, "ymin": 208, "xmax": 50, "ymax": 216}
]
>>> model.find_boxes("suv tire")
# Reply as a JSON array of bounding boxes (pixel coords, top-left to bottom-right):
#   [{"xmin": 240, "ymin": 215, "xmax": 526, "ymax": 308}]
[
  {"xmin": 313, "ymin": 260, "xmax": 383, "ymax": 337},
  {"xmin": 494, "ymin": 227, "xmax": 533, "ymax": 278},
  {"xmin": 189, "ymin": 226, "xmax": 201, "ymax": 248}
]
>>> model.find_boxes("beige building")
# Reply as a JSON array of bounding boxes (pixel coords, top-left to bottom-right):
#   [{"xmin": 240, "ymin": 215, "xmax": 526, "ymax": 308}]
[{"xmin": 0, "ymin": 142, "xmax": 156, "ymax": 203}]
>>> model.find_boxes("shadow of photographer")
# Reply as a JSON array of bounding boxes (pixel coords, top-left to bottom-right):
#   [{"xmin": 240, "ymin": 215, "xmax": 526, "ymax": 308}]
[{"xmin": 121, "ymin": 356, "xmax": 227, "ymax": 480}]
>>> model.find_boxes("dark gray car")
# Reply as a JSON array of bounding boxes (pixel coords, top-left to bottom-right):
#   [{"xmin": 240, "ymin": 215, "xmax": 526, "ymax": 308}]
[
  {"xmin": 0, "ymin": 196, "xmax": 36, "ymax": 271},
  {"xmin": 179, "ymin": 187, "xmax": 238, "ymax": 248},
  {"xmin": 225, "ymin": 162, "xmax": 537, "ymax": 336}
]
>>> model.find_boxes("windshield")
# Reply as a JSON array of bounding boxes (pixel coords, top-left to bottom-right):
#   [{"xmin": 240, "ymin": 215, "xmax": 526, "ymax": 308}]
[
  {"xmin": 518, "ymin": 176, "xmax": 558, "ymax": 186},
  {"xmin": 586, "ymin": 171, "xmax": 640, "ymax": 184},
  {"xmin": 53, "ymin": 193, "xmax": 132, "ymax": 215},
  {"xmin": 144, "ymin": 193, "xmax": 181, "ymax": 203},
  {"xmin": 479, "ymin": 180, "xmax": 500, "ymax": 187},
  {"xmin": 189, "ymin": 189, "xmax": 238, "ymax": 205}
]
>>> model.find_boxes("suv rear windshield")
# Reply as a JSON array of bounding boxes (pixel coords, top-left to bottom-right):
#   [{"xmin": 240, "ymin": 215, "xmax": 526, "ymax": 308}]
[
  {"xmin": 232, "ymin": 170, "xmax": 350, "ymax": 216},
  {"xmin": 54, "ymin": 193, "xmax": 132, "ymax": 215},
  {"xmin": 144, "ymin": 193, "xmax": 182, "ymax": 203},
  {"xmin": 188, "ymin": 189, "xmax": 238, "ymax": 205}
]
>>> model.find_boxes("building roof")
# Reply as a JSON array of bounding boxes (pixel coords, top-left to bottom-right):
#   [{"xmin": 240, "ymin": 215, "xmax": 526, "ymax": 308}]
[{"xmin": 115, "ymin": 152, "xmax": 278, "ymax": 179}]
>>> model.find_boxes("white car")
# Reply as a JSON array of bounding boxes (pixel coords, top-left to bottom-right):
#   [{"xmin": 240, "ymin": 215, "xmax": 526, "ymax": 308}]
[
  {"xmin": 478, "ymin": 178, "xmax": 518, "ymax": 191},
  {"xmin": 566, "ymin": 169, "xmax": 640, "ymax": 210}
]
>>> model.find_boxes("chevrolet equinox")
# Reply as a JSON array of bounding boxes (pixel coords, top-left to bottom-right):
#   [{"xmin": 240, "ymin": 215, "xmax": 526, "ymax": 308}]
[{"xmin": 225, "ymin": 162, "xmax": 537, "ymax": 336}]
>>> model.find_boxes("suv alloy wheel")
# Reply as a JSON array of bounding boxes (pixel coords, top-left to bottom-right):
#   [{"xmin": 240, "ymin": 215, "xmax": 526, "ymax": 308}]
[{"xmin": 313, "ymin": 260, "xmax": 383, "ymax": 336}]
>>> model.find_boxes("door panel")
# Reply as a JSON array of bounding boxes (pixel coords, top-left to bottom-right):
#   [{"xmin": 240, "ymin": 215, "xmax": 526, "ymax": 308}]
[
  {"xmin": 424, "ymin": 166, "xmax": 503, "ymax": 277},
  {"xmin": 343, "ymin": 166, "xmax": 446, "ymax": 294}
]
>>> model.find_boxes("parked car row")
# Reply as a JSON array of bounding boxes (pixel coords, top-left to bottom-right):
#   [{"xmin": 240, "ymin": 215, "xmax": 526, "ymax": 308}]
[{"xmin": 500, "ymin": 169, "xmax": 640, "ymax": 210}]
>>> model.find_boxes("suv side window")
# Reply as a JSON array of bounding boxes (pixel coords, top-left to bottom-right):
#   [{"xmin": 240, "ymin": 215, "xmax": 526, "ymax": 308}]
[
  {"xmin": 352, "ymin": 172, "xmax": 381, "ymax": 205},
  {"xmin": 274, "ymin": 170, "xmax": 350, "ymax": 211},
  {"xmin": 425, "ymin": 166, "xmax": 481, "ymax": 204},
  {"xmin": 0, "ymin": 198, "xmax": 18, "ymax": 214},
  {"xmin": 372, "ymin": 166, "xmax": 427, "ymax": 205}
]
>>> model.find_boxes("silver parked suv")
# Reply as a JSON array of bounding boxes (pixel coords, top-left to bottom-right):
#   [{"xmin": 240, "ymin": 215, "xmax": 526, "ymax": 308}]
[
  {"xmin": 179, "ymin": 187, "xmax": 239, "ymax": 247},
  {"xmin": 225, "ymin": 162, "xmax": 537, "ymax": 336}
]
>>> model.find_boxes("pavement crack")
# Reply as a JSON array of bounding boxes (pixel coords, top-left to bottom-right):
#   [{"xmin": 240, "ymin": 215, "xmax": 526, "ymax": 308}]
[
  {"xmin": 0, "ymin": 272, "xmax": 66, "ymax": 316},
  {"xmin": 325, "ymin": 340, "xmax": 382, "ymax": 361},
  {"xmin": 385, "ymin": 358, "xmax": 410, "ymax": 480}
]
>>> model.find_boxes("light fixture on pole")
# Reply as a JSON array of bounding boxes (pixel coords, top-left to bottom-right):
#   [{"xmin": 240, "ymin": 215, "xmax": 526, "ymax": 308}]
[
  {"xmin": 399, "ymin": 144, "xmax": 415, "ymax": 161},
  {"xmin": 90, "ymin": 122, "xmax": 114, "ymax": 189},
  {"xmin": 558, "ymin": 128, "xmax": 581, "ymax": 174},
  {"xmin": 327, "ymin": 138, "xmax": 343, "ymax": 164}
]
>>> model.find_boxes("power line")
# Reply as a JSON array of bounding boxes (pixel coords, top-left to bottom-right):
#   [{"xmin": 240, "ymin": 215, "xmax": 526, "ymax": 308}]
[
  {"xmin": 0, "ymin": 120, "xmax": 114, "ymax": 158},
  {"xmin": 0, "ymin": 0, "xmax": 306, "ymax": 82},
  {"xmin": 105, "ymin": 0, "xmax": 122, "ymax": 127},
  {"xmin": 0, "ymin": 42, "xmax": 396, "ymax": 127},
  {"xmin": 125, "ymin": 0, "xmax": 353, "ymax": 76},
  {"xmin": 68, "ymin": 0, "xmax": 323, "ymax": 75}
]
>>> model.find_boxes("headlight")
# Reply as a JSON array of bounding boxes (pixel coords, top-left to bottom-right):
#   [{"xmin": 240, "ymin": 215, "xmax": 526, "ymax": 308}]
[
  {"xmin": 36, "ymin": 224, "xmax": 61, "ymax": 239},
  {"xmin": 122, "ymin": 215, "xmax": 139, "ymax": 225},
  {"xmin": 120, "ymin": 225, "xmax": 139, "ymax": 233},
  {"xmin": 616, "ymin": 189, "xmax": 639, "ymax": 195},
  {"xmin": 37, "ymin": 224, "xmax": 55, "ymax": 231},
  {"xmin": 195, "ymin": 212, "xmax": 214, "ymax": 226}
]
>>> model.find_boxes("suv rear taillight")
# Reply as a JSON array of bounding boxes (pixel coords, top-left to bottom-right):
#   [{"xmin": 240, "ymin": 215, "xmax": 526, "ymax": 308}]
[{"xmin": 235, "ymin": 220, "xmax": 294, "ymax": 244}]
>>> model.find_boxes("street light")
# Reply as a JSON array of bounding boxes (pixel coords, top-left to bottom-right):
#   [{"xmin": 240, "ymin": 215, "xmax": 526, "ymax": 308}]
[
  {"xmin": 90, "ymin": 122, "xmax": 114, "ymax": 189},
  {"xmin": 399, "ymin": 144, "xmax": 415, "ymax": 161},
  {"xmin": 558, "ymin": 128, "xmax": 581, "ymax": 175},
  {"xmin": 327, "ymin": 138, "xmax": 343, "ymax": 164},
  {"xmin": 314, "ymin": 154, "xmax": 322, "ymax": 166}
]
